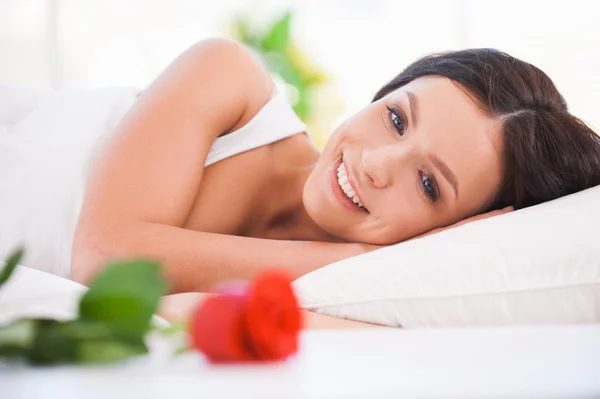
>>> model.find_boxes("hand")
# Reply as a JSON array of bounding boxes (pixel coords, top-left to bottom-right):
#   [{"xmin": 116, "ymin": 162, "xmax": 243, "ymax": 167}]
[
  {"xmin": 344, "ymin": 206, "xmax": 514, "ymax": 255},
  {"xmin": 410, "ymin": 206, "xmax": 514, "ymax": 241}
]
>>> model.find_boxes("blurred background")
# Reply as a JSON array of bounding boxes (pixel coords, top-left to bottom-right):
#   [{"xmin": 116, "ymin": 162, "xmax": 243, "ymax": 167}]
[{"xmin": 1, "ymin": 0, "xmax": 599, "ymax": 146}]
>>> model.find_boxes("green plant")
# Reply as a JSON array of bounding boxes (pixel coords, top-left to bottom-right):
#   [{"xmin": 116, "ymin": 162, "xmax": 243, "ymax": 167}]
[
  {"xmin": 228, "ymin": 11, "xmax": 328, "ymax": 122},
  {"xmin": 0, "ymin": 248, "xmax": 168, "ymax": 365}
]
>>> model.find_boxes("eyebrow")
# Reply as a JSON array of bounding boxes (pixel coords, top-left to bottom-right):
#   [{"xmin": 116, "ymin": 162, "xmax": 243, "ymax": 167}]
[
  {"xmin": 429, "ymin": 154, "xmax": 459, "ymax": 199},
  {"xmin": 405, "ymin": 91, "xmax": 419, "ymax": 128}
]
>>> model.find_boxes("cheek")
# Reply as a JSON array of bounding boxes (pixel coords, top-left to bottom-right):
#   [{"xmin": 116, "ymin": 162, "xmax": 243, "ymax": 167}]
[
  {"xmin": 379, "ymin": 178, "xmax": 453, "ymax": 240},
  {"xmin": 360, "ymin": 196, "xmax": 430, "ymax": 244},
  {"xmin": 381, "ymin": 209, "xmax": 421, "ymax": 242},
  {"xmin": 302, "ymin": 167, "xmax": 323, "ymax": 211},
  {"xmin": 318, "ymin": 125, "xmax": 346, "ymax": 163}
]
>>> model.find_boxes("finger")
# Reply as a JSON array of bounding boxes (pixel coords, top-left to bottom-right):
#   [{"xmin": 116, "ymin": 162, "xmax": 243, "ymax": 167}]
[
  {"xmin": 472, "ymin": 207, "xmax": 513, "ymax": 220},
  {"xmin": 498, "ymin": 206, "xmax": 514, "ymax": 214},
  {"xmin": 488, "ymin": 207, "xmax": 513, "ymax": 216}
]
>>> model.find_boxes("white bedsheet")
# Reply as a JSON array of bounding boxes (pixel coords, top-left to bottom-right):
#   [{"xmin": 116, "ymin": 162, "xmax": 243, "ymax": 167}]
[
  {"xmin": 1, "ymin": 325, "xmax": 599, "ymax": 399},
  {"xmin": 0, "ymin": 264, "xmax": 85, "ymax": 323},
  {"xmin": 0, "ymin": 84, "xmax": 138, "ymax": 278}
]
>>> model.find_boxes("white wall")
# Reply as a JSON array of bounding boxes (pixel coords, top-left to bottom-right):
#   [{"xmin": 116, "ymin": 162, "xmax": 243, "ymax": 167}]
[{"xmin": 1, "ymin": 0, "xmax": 599, "ymax": 130}]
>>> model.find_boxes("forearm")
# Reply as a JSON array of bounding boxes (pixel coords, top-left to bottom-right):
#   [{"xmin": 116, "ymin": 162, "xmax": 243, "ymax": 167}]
[
  {"xmin": 159, "ymin": 293, "xmax": 384, "ymax": 329},
  {"xmin": 72, "ymin": 221, "xmax": 369, "ymax": 293}
]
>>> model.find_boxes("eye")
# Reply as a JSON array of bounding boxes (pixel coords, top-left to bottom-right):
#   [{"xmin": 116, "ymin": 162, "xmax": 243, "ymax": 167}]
[
  {"xmin": 386, "ymin": 106, "xmax": 406, "ymax": 136},
  {"xmin": 419, "ymin": 170, "xmax": 439, "ymax": 203}
]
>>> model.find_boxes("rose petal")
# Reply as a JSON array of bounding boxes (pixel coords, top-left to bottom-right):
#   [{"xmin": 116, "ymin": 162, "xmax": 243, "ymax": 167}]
[
  {"xmin": 215, "ymin": 279, "xmax": 251, "ymax": 297},
  {"xmin": 244, "ymin": 271, "xmax": 302, "ymax": 360},
  {"xmin": 190, "ymin": 294, "xmax": 255, "ymax": 362}
]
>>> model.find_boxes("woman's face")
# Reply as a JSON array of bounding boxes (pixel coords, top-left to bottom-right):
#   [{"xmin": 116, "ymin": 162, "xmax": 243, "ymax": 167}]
[{"xmin": 303, "ymin": 76, "xmax": 504, "ymax": 244}]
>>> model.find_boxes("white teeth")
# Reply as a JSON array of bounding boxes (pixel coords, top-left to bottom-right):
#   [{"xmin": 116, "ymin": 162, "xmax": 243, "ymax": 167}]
[
  {"xmin": 342, "ymin": 183, "xmax": 354, "ymax": 196},
  {"xmin": 336, "ymin": 161, "xmax": 365, "ymax": 210}
]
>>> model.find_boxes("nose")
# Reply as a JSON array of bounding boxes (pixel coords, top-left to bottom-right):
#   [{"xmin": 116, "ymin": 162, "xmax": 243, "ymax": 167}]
[
  {"xmin": 361, "ymin": 147, "xmax": 392, "ymax": 188},
  {"xmin": 361, "ymin": 145, "xmax": 407, "ymax": 189}
]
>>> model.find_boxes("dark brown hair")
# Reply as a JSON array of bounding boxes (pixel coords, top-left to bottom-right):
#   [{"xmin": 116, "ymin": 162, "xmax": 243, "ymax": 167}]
[{"xmin": 373, "ymin": 49, "xmax": 600, "ymax": 210}]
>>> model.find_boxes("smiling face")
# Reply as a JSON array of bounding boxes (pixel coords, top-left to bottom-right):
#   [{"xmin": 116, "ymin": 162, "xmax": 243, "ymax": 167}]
[{"xmin": 303, "ymin": 76, "xmax": 504, "ymax": 244}]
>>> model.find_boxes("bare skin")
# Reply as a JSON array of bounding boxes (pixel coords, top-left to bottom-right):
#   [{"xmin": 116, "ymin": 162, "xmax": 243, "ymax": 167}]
[
  {"xmin": 159, "ymin": 292, "xmax": 383, "ymax": 329},
  {"xmin": 71, "ymin": 38, "xmax": 512, "ymax": 326}
]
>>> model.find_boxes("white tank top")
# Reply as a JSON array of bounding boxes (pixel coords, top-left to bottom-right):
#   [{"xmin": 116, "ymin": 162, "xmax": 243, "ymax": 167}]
[
  {"xmin": 206, "ymin": 92, "xmax": 307, "ymax": 166},
  {"xmin": 0, "ymin": 86, "xmax": 307, "ymax": 278}
]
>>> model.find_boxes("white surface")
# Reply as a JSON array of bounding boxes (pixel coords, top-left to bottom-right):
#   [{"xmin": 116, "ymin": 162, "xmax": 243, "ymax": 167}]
[
  {"xmin": 294, "ymin": 184, "xmax": 600, "ymax": 328},
  {"xmin": 1, "ymin": 325, "xmax": 599, "ymax": 399}
]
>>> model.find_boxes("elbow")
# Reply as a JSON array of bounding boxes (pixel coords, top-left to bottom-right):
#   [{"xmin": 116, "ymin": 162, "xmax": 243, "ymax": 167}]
[
  {"xmin": 71, "ymin": 222, "xmax": 175, "ymax": 289},
  {"xmin": 71, "ymin": 222, "xmax": 202, "ymax": 293},
  {"xmin": 70, "ymin": 224, "xmax": 130, "ymax": 285}
]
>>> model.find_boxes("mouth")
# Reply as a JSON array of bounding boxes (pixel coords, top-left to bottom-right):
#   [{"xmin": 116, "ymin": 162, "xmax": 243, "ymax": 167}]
[{"xmin": 331, "ymin": 158, "xmax": 369, "ymax": 213}]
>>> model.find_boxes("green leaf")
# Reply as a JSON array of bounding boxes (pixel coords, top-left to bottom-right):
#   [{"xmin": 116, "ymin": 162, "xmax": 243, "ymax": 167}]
[
  {"xmin": 77, "ymin": 339, "xmax": 147, "ymax": 364},
  {"xmin": 0, "ymin": 247, "xmax": 24, "ymax": 289},
  {"xmin": 31, "ymin": 319, "xmax": 148, "ymax": 365},
  {"xmin": 61, "ymin": 319, "xmax": 117, "ymax": 341},
  {"xmin": 27, "ymin": 319, "xmax": 77, "ymax": 365},
  {"xmin": 0, "ymin": 257, "xmax": 169, "ymax": 366},
  {"xmin": 153, "ymin": 321, "xmax": 187, "ymax": 336},
  {"xmin": 0, "ymin": 319, "xmax": 36, "ymax": 360},
  {"xmin": 78, "ymin": 259, "xmax": 167, "ymax": 339},
  {"xmin": 261, "ymin": 11, "xmax": 292, "ymax": 52}
]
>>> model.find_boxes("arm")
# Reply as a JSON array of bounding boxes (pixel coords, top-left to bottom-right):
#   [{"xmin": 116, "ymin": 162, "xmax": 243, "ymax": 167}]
[
  {"xmin": 159, "ymin": 293, "xmax": 383, "ymax": 329},
  {"xmin": 71, "ymin": 38, "xmax": 369, "ymax": 292}
]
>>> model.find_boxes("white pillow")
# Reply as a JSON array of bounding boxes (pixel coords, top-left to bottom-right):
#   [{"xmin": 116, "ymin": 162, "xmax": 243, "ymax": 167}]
[
  {"xmin": 0, "ymin": 265, "xmax": 169, "ymax": 327},
  {"xmin": 0, "ymin": 265, "xmax": 86, "ymax": 324},
  {"xmin": 293, "ymin": 185, "xmax": 600, "ymax": 328}
]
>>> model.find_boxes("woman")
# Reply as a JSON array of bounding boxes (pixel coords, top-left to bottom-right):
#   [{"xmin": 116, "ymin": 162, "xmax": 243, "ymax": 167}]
[{"xmin": 71, "ymin": 38, "xmax": 600, "ymax": 296}]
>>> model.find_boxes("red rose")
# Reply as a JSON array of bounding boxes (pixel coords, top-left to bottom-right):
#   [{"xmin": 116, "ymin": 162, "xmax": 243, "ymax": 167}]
[{"xmin": 189, "ymin": 270, "xmax": 303, "ymax": 363}]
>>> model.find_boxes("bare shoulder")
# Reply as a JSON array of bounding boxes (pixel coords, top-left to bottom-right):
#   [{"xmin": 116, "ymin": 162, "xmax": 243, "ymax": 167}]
[
  {"xmin": 131, "ymin": 36, "xmax": 277, "ymax": 140},
  {"xmin": 184, "ymin": 37, "xmax": 277, "ymax": 132}
]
